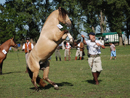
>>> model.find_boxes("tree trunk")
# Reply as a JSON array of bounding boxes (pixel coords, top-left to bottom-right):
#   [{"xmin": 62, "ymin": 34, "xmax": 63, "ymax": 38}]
[
  {"xmin": 127, "ymin": 33, "xmax": 129, "ymax": 45},
  {"xmin": 92, "ymin": 26, "xmax": 95, "ymax": 33},
  {"xmin": 119, "ymin": 36, "xmax": 123, "ymax": 46},
  {"xmin": 104, "ymin": 17, "xmax": 107, "ymax": 33},
  {"xmin": 126, "ymin": 20, "xmax": 129, "ymax": 45},
  {"xmin": 100, "ymin": 10, "xmax": 104, "ymax": 33}
]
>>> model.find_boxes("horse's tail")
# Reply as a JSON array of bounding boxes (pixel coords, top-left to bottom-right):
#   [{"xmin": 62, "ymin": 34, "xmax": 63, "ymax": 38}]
[{"xmin": 27, "ymin": 67, "xmax": 47, "ymax": 87}]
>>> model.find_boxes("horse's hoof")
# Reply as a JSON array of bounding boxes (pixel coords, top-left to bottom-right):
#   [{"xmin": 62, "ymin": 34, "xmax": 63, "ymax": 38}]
[
  {"xmin": 54, "ymin": 87, "xmax": 59, "ymax": 90},
  {"xmin": 35, "ymin": 88, "xmax": 39, "ymax": 92},
  {"xmin": 0, "ymin": 72, "xmax": 2, "ymax": 75},
  {"xmin": 54, "ymin": 85, "xmax": 59, "ymax": 90}
]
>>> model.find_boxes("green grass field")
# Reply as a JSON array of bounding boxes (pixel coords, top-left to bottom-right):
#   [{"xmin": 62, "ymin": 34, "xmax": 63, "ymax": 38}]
[{"xmin": 0, "ymin": 45, "xmax": 130, "ymax": 98}]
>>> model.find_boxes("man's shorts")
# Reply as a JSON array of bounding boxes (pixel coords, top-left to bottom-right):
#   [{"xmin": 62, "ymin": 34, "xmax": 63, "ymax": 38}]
[
  {"xmin": 111, "ymin": 50, "xmax": 116, "ymax": 57},
  {"xmin": 88, "ymin": 56, "xmax": 103, "ymax": 72}
]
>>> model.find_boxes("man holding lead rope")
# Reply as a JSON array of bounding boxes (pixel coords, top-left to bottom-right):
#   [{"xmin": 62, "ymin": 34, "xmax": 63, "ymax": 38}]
[{"xmin": 81, "ymin": 32, "xmax": 105, "ymax": 85}]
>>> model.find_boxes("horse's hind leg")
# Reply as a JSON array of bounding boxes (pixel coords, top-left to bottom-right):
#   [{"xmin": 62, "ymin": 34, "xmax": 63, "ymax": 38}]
[
  {"xmin": 43, "ymin": 61, "xmax": 59, "ymax": 90},
  {"xmin": 0, "ymin": 61, "xmax": 3, "ymax": 75},
  {"xmin": 32, "ymin": 70, "xmax": 39, "ymax": 91}
]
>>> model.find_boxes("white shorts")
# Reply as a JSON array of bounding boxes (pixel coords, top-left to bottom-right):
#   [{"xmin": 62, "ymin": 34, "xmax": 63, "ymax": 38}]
[
  {"xmin": 88, "ymin": 56, "xmax": 103, "ymax": 72},
  {"xmin": 64, "ymin": 49, "xmax": 70, "ymax": 57},
  {"xmin": 75, "ymin": 50, "xmax": 82, "ymax": 57}
]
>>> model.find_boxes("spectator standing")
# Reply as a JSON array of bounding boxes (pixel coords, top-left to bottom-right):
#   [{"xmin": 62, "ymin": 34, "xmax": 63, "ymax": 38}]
[
  {"xmin": 109, "ymin": 43, "xmax": 116, "ymax": 60},
  {"xmin": 22, "ymin": 38, "xmax": 34, "ymax": 73}
]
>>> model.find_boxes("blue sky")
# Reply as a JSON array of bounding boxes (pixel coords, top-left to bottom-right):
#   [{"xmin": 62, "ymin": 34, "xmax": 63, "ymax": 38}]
[{"xmin": 0, "ymin": 0, "xmax": 5, "ymax": 4}]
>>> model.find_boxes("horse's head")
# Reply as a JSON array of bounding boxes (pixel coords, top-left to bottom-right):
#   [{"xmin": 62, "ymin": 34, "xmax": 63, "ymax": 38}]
[
  {"xmin": 58, "ymin": 7, "xmax": 71, "ymax": 27},
  {"xmin": 10, "ymin": 38, "xmax": 18, "ymax": 48}
]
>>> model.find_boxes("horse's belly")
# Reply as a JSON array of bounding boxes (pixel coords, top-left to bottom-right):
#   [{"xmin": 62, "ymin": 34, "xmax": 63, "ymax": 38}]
[{"xmin": 32, "ymin": 42, "xmax": 57, "ymax": 61}]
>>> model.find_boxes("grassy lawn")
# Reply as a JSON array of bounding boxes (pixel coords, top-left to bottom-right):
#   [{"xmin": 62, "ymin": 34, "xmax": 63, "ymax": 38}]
[{"xmin": 0, "ymin": 45, "xmax": 130, "ymax": 98}]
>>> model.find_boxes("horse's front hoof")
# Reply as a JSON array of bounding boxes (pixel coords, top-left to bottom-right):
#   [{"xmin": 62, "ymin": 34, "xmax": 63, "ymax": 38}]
[{"xmin": 54, "ymin": 85, "xmax": 59, "ymax": 90}]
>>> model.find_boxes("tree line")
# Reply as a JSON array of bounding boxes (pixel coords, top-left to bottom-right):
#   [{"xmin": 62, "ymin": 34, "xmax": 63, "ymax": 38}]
[{"xmin": 0, "ymin": 0, "xmax": 130, "ymax": 45}]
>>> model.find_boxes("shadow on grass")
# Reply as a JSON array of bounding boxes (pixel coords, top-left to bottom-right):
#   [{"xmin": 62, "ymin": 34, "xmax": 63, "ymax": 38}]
[
  {"xmin": 2, "ymin": 71, "xmax": 22, "ymax": 75},
  {"xmin": 30, "ymin": 82, "xmax": 73, "ymax": 90},
  {"xmin": 83, "ymin": 80, "xmax": 102, "ymax": 84}
]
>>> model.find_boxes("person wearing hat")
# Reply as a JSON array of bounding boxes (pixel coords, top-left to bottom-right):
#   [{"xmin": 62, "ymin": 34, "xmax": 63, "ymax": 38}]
[
  {"xmin": 81, "ymin": 32, "xmax": 105, "ymax": 85},
  {"xmin": 22, "ymin": 37, "xmax": 34, "ymax": 73}
]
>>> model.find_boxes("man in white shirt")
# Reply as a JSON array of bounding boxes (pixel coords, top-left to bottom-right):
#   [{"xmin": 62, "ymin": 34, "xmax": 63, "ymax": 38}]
[
  {"xmin": 82, "ymin": 32, "xmax": 105, "ymax": 85},
  {"xmin": 22, "ymin": 37, "xmax": 34, "ymax": 73}
]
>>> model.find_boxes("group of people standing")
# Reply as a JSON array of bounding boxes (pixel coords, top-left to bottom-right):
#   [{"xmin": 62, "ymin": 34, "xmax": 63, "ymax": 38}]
[
  {"xmin": 22, "ymin": 32, "xmax": 116, "ymax": 85},
  {"xmin": 55, "ymin": 39, "xmax": 85, "ymax": 61}
]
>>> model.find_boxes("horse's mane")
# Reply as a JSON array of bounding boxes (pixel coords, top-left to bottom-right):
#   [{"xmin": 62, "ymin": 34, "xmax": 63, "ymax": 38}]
[{"xmin": 59, "ymin": 7, "xmax": 68, "ymax": 19}]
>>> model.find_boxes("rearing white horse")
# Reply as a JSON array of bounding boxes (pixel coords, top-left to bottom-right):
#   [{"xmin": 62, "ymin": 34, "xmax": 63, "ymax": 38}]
[{"xmin": 27, "ymin": 7, "xmax": 73, "ymax": 91}]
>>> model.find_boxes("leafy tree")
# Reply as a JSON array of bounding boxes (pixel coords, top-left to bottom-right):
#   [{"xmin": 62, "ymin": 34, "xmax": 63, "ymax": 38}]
[
  {"xmin": 78, "ymin": 0, "xmax": 101, "ymax": 34},
  {"xmin": 1, "ymin": 0, "xmax": 130, "ymax": 46},
  {"xmin": 79, "ymin": 0, "xmax": 129, "ymax": 45},
  {"xmin": 123, "ymin": 0, "xmax": 130, "ymax": 44},
  {"xmin": 0, "ymin": 0, "xmax": 54, "ymax": 43},
  {"xmin": 104, "ymin": 0, "xmax": 126, "ymax": 45},
  {"xmin": 0, "ymin": 3, "xmax": 16, "ymax": 43}
]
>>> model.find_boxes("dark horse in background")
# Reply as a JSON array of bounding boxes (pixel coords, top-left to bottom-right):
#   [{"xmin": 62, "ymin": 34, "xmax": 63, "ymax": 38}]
[{"xmin": 0, "ymin": 38, "xmax": 17, "ymax": 75}]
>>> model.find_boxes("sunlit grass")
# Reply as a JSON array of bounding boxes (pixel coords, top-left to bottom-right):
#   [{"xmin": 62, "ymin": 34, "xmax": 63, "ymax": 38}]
[{"xmin": 0, "ymin": 45, "xmax": 130, "ymax": 98}]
